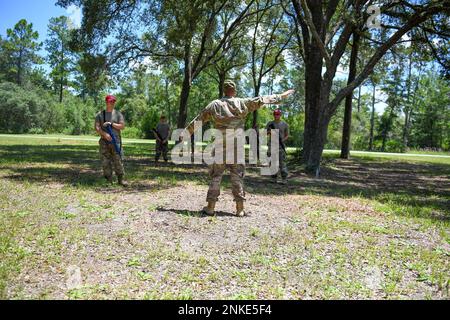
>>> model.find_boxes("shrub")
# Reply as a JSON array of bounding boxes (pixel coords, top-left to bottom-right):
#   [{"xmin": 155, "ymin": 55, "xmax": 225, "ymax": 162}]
[
  {"xmin": 140, "ymin": 107, "xmax": 160, "ymax": 139},
  {"xmin": 0, "ymin": 82, "xmax": 62, "ymax": 134},
  {"xmin": 122, "ymin": 127, "xmax": 142, "ymax": 139}
]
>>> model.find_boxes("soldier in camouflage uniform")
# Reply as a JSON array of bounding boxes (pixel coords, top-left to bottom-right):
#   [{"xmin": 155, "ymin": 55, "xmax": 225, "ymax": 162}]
[
  {"xmin": 185, "ymin": 80, "xmax": 294, "ymax": 217},
  {"xmin": 267, "ymin": 109, "xmax": 290, "ymax": 184},
  {"xmin": 95, "ymin": 95, "xmax": 128, "ymax": 186},
  {"xmin": 154, "ymin": 115, "xmax": 171, "ymax": 163}
]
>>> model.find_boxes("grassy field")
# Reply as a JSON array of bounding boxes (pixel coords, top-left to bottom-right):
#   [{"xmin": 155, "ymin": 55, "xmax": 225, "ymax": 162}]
[{"xmin": 0, "ymin": 134, "xmax": 449, "ymax": 300}]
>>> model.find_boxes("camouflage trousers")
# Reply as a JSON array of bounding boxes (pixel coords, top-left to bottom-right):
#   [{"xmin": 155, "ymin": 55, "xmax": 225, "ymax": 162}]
[
  {"xmin": 271, "ymin": 149, "xmax": 288, "ymax": 179},
  {"xmin": 207, "ymin": 164, "xmax": 245, "ymax": 202},
  {"xmin": 99, "ymin": 139, "xmax": 124, "ymax": 178},
  {"xmin": 155, "ymin": 140, "xmax": 169, "ymax": 161}
]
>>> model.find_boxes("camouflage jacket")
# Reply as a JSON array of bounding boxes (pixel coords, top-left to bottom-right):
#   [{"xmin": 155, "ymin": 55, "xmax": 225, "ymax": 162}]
[{"xmin": 186, "ymin": 95, "xmax": 283, "ymax": 134}]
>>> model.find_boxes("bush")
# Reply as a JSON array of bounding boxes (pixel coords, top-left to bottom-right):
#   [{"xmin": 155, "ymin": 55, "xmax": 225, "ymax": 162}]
[
  {"xmin": 64, "ymin": 96, "xmax": 97, "ymax": 135},
  {"xmin": 0, "ymin": 82, "xmax": 63, "ymax": 134},
  {"xmin": 28, "ymin": 128, "xmax": 44, "ymax": 134},
  {"xmin": 121, "ymin": 127, "xmax": 142, "ymax": 139},
  {"xmin": 385, "ymin": 140, "xmax": 404, "ymax": 153},
  {"xmin": 353, "ymin": 135, "xmax": 369, "ymax": 151},
  {"xmin": 140, "ymin": 107, "xmax": 160, "ymax": 139},
  {"xmin": 116, "ymin": 94, "xmax": 148, "ymax": 128}
]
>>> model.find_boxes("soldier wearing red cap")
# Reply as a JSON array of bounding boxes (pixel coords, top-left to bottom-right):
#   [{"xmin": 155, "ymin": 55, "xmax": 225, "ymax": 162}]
[
  {"xmin": 95, "ymin": 95, "xmax": 128, "ymax": 186},
  {"xmin": 267, "ymin": 109, "xmax": 290, "ymax": 184}
]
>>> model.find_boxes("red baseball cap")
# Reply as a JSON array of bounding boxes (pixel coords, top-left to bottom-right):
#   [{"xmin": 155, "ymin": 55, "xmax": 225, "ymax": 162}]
[
  {"xmin": 105, "ymin": 95, "xmax": 117, "ymax": 103},
  {"xmin": 273, "ymin": 109, "xmax": 282, "ymax": 116}
]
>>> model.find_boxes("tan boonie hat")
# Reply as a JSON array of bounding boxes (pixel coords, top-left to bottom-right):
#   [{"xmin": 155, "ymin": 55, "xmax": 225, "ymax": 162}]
[{"xmin": 223, "ymin": 80, "xmax": 236, "ymax": 91}]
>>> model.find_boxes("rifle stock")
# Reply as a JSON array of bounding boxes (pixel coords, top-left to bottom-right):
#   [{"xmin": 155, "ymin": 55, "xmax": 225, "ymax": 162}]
[{"xmin": 106, "ymin": 125, "xmax": 122, "ymax": 159}]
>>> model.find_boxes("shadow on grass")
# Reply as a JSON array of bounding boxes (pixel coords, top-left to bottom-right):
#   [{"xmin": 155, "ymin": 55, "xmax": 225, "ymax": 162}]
[
  {"xmin": 1, "ymin": 143, "xmax": 449, "ymax": 222},
  {"xmin": 244, "ymin": 157, "xmax": 450, "ymax": 221},
  {"xmin": 157, "ymin": 207, "xmax": 236, "ymax": 218},
  {"xmin": 0, "ymin": 143, "xmax": 208, "ymax": 191}
]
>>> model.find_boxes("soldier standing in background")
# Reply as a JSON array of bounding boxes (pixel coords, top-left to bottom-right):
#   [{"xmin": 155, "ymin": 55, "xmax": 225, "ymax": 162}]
[
  {"xmin": 185, "ymin": 80, "xmax": 294, "ymax": 217},
  {"xmin": 266, "ymin": 109, "xmax": 290, "ymax": 184},
  {"xmin": 154, "ymin": 115, "xmax": 171, "ymax": 163},
  {"xmin": 95, "ymin": 95, "xmax": 128, "ymax": 186}
]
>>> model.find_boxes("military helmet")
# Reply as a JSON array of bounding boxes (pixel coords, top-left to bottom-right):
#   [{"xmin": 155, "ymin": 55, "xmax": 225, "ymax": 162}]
[{"xmin": 223, "ymin": 80, "xmax": 237, "ymax": 91}]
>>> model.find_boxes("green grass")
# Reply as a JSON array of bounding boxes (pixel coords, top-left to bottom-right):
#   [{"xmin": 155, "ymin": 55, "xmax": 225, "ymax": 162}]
[{"xmin": 0, "ymin": 134, "xmax": 449, "ymax": 300}]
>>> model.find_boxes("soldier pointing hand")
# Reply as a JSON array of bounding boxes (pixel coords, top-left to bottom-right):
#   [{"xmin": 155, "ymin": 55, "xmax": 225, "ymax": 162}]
[{"xmin": 185, "ymin": 80, "xmax": 294, "ymax": 217}]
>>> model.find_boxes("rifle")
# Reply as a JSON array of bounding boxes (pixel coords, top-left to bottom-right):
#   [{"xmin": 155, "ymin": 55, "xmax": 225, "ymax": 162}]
[
  {"xmin": 151, "ymin": 128, "xmax": 165, "ymax": 143},
  {"xmin": 105, "ymin": 124, "xmax": 123, "ymax": 159},
  {"xmin": 268, "ymin": 123, "xmax": 286, "ymax": 153}
]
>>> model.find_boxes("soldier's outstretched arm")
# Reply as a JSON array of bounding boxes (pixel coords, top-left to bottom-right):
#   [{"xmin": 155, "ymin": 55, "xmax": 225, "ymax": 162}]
[
  {"xmin": 184, "ymin": 103, "xmax": 213, "ymax": 135},
  {"xmin": 243, "ymin": 89, "xmax": 295, "ymax": 112}
]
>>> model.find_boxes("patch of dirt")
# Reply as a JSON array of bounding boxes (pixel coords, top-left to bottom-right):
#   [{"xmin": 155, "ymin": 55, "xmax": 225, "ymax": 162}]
[{"xmin": 3, "ymin": 158, "xmax": 450, "ymax": 300}]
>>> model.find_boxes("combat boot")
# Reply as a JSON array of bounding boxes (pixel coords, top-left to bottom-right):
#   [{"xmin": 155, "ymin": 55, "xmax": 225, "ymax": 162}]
[
  {"xmin": 118, "ymin": 175, "xmax": 129, "ymax": 187},
  {"xmin": 236, "ymin": 201, "xmax": 246, "ymax": 217},
  {"xmin": 201, "ymin": 201, "xmax": 216, "ymax": 216}
]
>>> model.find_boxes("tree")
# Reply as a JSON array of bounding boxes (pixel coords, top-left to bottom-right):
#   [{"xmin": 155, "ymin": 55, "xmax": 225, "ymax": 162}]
[
  {"xmin": 248, "ymin": 0, "xmax": 292, "ymax": 126},
  {"xmin": 368, "ymin": 74, "xmax": 379, "ymax": 151},
  {"xmin": 289, "ymin": 0, "xmax": 450, "ymax": 171},
  {"xmin": 339, "ymin": 1, "xmax": 368, "ymax": 159},
  {"xmin": 0, "ymin": 36, "xmax": 8, "ymax": 82},
  {"xmin": 245, "ymin": 0, "xmax": 293, "ymax": 159},
  {"xmin": 57, "ymin": 0, "xmax": 266, "ymax": 128},
  {"xmin": 46, "ymin": 16, "xmax": 76, "ymax": 103},
  {"xmin": 204, "ymin": 11, "xmax": 250, "ymax": 98},
  {"xmin": 411, "ymin": 72, "xmax": 450, "ymax": 149},
  {"xmin": 75, "ymin": 53, "xmax": 109, "ymax": 106},
  {"xmin": 0, "ymin": 19, "xmax": 42, "ymax": 86},
  {"xmin": 0, "ymin": 82, "xmax": 65, "ymax": 134},
  {"xmin": 340, "ymin": 29, "xmax": 361, "ymax": 159}
]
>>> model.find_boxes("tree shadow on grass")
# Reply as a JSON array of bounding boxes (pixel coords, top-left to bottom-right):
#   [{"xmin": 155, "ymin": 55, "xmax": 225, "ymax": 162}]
[
  {"xmin": 0, "ymin": 164, "xmax": 209, "ymax": 194},
  {"xmin": 0, "ymin": 143, "xmax": 208, "ymax": 191},
  {"xmin": 1, "ymin": 143, "xmax": 449, "ymax": 222},
  {"xmin": 0, "ymin": 143, "xmax": 162, "ymax": 166},
  {"xmin": 244, "ymin": 157, "xmax": 450, "ymax": 221}
]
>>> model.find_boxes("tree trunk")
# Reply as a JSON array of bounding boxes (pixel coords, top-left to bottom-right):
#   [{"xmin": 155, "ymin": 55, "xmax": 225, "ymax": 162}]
[
  {"xmin": 302, "ymin": 41, "xmax": 324, "ymax": 171},
  {"xmin": 59, "ymin": 78, "xmax": 64, "ymax": 103},
  {"xmin": 402, "ymin": 50, "xmax": 413, "ymax": 149},
  {"xmin": 17, "ymin": 49, "xmax": 23, "ymax": 86},
  {"xmin": 369, "ymin": 83, "xmax": 376, "ymax": 151},
  {"xmin": 402, "ymin": 109, "xmax": 410, "ymax": 148},
  {"xmin": 177, "ymin": 44, "xmax": 193, "ymax": 129},
  {"xmin": 340, "ymin": 31, "xmax": 360, "ymax": 159},
  {"xmin": 251, "ymin": 85, "xmax": 261, "ymax": 128},
  {"xmin": 381, "ymin": 106, "xmax": 395, "ymax": 152},
  {"xmin": 218, "ymin": 71, "xmax": 226, "ymax": 99},
  {"xmin": 252, "ymin": 85, "xmax": 261, "ymax": 160},
  {"xmin": 164, "ymin": 77, "xmax": 171, "ymax": 126},
  {"xmin": 357, "ymin": 85, "xmax": 362, "ymax": 113},
  {"xmin": 59, "ymin": 42, "xmax": 64, "ymax": 103},
  {"xmin": 304, "ymin": 113, "xmax": 330, "ymax": 173}
]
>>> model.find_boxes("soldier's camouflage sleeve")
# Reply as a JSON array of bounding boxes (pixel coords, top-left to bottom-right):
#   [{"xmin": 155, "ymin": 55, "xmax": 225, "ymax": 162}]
[
  {"xmin": 185, "ymin": 102, "xmax": 214, "ymax": 135},
  {"xmin": 241, "ymin": 94, "xmax": 283, "ymax": 113}
]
